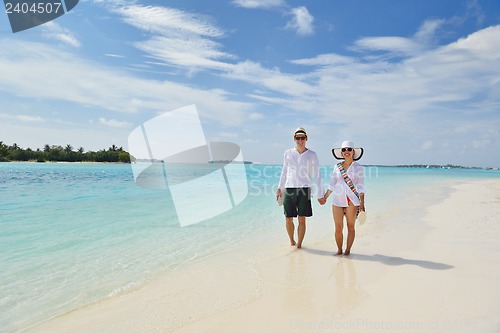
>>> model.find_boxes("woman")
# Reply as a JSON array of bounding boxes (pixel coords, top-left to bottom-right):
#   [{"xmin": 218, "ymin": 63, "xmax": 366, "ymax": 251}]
[{"xmin": 320, "ymin": 141, "xmax": 365, "ymax": 255}]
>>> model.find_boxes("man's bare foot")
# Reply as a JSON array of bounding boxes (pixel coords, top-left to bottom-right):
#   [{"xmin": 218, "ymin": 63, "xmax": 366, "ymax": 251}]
[
  {"xmin": 335, "ymin": 250, "xmax": 343, "ymax": 255},
  {"xmin": 291, "ymin": 240, "xmax": 296, "ymax": 246}
]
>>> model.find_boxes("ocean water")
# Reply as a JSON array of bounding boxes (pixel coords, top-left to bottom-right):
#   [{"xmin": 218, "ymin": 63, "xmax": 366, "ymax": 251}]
[{"xmin": 0, "ymin": 162, "xmax": 499, "ymax": 332}]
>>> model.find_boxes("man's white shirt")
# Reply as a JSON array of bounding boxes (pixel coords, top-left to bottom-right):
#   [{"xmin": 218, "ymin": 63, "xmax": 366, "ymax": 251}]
[{"xmin": 278, "ymin": 148, "xmax": 324, "ymax": 198}]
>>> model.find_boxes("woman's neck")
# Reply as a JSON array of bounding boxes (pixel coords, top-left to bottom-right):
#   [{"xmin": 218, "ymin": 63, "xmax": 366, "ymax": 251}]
[{"xmin": 343, "ymin": 159, "xmax": 354, "ymax": 167}]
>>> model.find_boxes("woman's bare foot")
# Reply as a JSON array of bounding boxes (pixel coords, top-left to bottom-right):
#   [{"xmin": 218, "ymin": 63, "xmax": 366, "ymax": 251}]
[
  {"xmin": 297, "ymin": 242, "xmax": 302, "ymax": 249},
  {"xmin": 344, "ymin": 250, "xmax": 351, "ymax": 256},
  {"xmin": 335, "ymin": 250, "xmax": 343, "ymax": 255},
  {"xmin": 291, "ymin": 240, "xmax": 296, "ymax": 246}
]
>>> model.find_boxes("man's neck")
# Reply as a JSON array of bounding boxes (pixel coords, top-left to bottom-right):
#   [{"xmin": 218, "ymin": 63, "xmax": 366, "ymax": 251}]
[{"xmin": 295, "ymin": 146, "xmax": 308, "ymax": 154}]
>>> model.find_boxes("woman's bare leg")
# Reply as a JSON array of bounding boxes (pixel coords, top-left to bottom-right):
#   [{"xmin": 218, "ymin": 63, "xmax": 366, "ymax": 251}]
[
  {"xmin": 333, "ymin": 205, "xmax": 345, "ymax": 255},
  {"xmin": 344, "ymin": 204, "xmax": 358, "ymax": 255}
]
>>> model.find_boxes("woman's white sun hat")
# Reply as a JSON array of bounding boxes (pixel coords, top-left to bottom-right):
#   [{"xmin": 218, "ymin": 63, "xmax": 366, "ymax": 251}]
[{"xmin": 332, "ymin": 141, "xmax": 364, "ymax": 161}]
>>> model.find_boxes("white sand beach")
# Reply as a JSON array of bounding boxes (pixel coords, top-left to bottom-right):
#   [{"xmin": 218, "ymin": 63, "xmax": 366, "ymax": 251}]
[{"xmin": 27, "ymin": 179, "xmax": 500, "ymax": 333}]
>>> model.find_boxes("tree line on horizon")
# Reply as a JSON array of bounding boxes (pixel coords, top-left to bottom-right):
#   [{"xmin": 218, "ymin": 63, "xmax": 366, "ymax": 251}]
[{"xmin": 0, "ymin": 141, "xmax": 132, "ymax": 163}]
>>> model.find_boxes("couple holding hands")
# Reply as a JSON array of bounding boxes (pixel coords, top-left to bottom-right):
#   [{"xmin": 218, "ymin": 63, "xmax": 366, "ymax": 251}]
[{"xmin": 275, "ymin": 127, "xmax": 365, "ymax": 255}]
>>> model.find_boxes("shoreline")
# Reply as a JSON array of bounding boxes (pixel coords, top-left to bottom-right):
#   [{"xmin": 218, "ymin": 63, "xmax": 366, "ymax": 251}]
[
  {"xmin": 0, "ymin": 161, "xmax": 130, "ymax": 164},
  {"xmin": 2, "ymin": 161, "xmax": 499, "ymax": 170},
  {"xmin": 25, "ymin": 177, "xmax": 500, "ymax": 333}
]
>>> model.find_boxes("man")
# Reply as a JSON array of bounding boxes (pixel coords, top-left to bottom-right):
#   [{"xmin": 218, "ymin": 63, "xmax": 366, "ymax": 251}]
[{"xmin": 276, "ymin": 127, "xmax": 324, "ymax": 248}]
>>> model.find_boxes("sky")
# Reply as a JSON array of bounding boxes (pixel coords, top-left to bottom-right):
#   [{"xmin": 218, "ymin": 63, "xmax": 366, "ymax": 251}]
[{"xmin": 1, "ymin": 0, "xmax": 499, "ymax": 167}]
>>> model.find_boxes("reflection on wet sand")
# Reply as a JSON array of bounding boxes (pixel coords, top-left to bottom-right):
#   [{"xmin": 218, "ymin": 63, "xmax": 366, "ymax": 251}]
[{"xmin": 330, "ymin": 257, "xmax": 367, "ymax": 317}]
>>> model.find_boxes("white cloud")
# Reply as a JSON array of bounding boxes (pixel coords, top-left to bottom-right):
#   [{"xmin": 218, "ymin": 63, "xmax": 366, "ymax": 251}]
[
  {"xmin": 285, "ymin": 6, "xmax": 314, "ymax": 36},
  {"xmin": 115, "ymin": 5, "xmax": 224, "ymax": 37},
  {"xmin": 466, "ymin": 0, "xmax": 486, "ymax": 26},
  {"xmin": 421, "ymin": 140, "xmax": 433, "ymax": 150},
  {"xmin": 98, "ymin": 117, "xmax": 133, "ymax": 128},
  {"xmin": 290, "ymin": 53, "xmax": 354, "ymax": 66},
  {"xmin": 217, "ymin": 132, "xmax": 238, "ymax": 138},
  {"xmin": 414, "ymin": 19, "xmax": 445, "ymax": 44},
  {"xmin": 114, "ymin": 5, "xmax": 233, "ymax": 72},
  {"xmin": 0, "ymin": 39, "xmax": 252, "ymax": 126},
  {"xmin": 105, "ymin": 3, "xmax": 318, "ymax": 89},
  {"xmin": 133, "ymin": 36, "xmax": 233, "ymax": 71},
  {"xmin": 353, "ymin": 19, "xmax": 445, "ymax": 57},
  {"xmin": 224, "ymin": 60, "xmax": 315, "ymax": 97},
  {"xmin": 17, "ymin": 115, "xmax": 44, "ymax": 122},
  {"xmin": 354, "ymin": 36, "xmax": 422, "ymax": 56},
  {"xmin": 244, "ymin": 138, "xmax": 259, "ymax": 143},
  {"xmin": 472, "ymin": 139, "xmax": 489, "ymax": 149},
  {"xmin": 0, "ymin": 120, "xmax": 129, "ymax": 152},
  {"xmin": 289, "ymin": 25, "xmax": 500, "ymax": 115},
  {"xmin": 0, "ymin": 113, "xmax": 45, "ymax": 122},
  {"xmin": 104, "ymin": 54, "xmax": 125, "ymax": 58},
  {"xmin": 232, "ymin": 0, "xmax": 285, "ymax": 9},
  {"xmin": 41, "ymin": 22, "xmax": 81, "ymax": 48},
  {"xmin": 454, "ymin": 126, "xmax": 470, "ymax": 134},
  {"xmin": 249, "ymin": 112, "xmax": 263, "ymax": 120}
]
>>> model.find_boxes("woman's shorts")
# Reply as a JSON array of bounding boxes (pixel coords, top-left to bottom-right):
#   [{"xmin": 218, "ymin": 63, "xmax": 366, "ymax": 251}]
[{"xmin": 283, "ymin": 187, "xmax": 312, "ymax": 218}]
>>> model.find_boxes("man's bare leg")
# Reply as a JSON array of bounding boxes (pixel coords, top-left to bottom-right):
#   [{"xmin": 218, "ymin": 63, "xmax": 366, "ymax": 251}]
[
  {"xmin": 297, "ymin": 216, "xmax": 306, "ymax": 248},
  {"xmin": 286, "ymin": 217, "xmax": 296, "ymax": 246}
]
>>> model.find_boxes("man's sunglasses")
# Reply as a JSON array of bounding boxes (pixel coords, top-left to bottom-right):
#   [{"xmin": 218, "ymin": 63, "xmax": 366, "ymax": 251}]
[
  {"xmin": 341, "ymin": 147, "xmax": 353, "ymax": 152},
  {"xmin": 294, "ymin": 136, "xmax": 307, "ymax": 140}
]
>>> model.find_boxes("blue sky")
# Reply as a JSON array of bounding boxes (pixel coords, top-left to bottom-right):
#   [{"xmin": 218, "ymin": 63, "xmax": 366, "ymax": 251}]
[{"xmin": 1, "ymin": 0, "xmax": 499, "ymax": 167}]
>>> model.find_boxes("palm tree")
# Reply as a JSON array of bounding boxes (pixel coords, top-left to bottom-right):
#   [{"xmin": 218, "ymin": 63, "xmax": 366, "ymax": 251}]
[{"xmin": 0, "ymin": 141, "xmax": 8, "ymax": 158}]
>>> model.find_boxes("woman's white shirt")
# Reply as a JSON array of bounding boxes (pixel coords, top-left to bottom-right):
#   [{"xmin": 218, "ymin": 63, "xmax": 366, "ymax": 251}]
[{"xmin": 328, "ymin": 161, "xmax": 365, "ymax": 207}]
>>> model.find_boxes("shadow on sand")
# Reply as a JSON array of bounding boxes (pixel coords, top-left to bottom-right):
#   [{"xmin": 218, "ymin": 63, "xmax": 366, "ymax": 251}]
[{"xmin": 302, "ymin": 248, "xmax": 454, "ymax": 270}]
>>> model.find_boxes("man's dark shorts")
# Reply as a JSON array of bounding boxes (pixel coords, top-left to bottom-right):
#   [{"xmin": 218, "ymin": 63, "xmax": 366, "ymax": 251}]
[{"xmin": 283, "ymin": 187, "xmax": 312, "ymax": 218}]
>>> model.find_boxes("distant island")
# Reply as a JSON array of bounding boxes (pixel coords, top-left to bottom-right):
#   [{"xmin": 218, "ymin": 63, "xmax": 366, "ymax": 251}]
[
  {"xmin": 131, "ymin": 159, "xmax": 253, "ymax": 164},
  {"xmin": 209, "ymin": 160, "xmax": 253, "ymax": 164},
  {"xmin": 0, "ymin": 141, "xmax": 132, "ymax": 163},
  {"xmin": 365, "ymin": 164, "xmax": 493, "ymax": 170}
]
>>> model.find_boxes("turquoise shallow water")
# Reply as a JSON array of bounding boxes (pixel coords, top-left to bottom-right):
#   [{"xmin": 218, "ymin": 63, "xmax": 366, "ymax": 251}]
[{"xmin": 1, "ymin": 162, "xmax": 499, "ymax": 332}]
